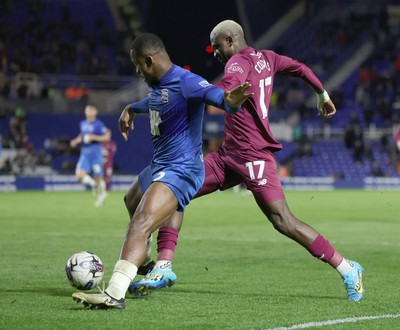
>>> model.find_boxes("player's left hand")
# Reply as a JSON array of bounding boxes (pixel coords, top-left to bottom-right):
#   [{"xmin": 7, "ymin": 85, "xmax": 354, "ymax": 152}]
[
  {"xmin": 119, "ymin": 105, "xmax": 136, "ymax": 141},
  {"xmin": 316, "ymin": 90, "xmax": 336, "ymax": 118},
  {"xmin": 224, "ymin": 82, "xmax": 253, "ymax": 108},
  {"xmin": 319, "ymin": 99, "xmax": 336, "ymax": 118}
]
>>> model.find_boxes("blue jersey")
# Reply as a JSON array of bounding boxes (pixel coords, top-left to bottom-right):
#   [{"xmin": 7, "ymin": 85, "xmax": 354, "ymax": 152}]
[
  {"xmin": 131, "ymin": 65, "xmax": 238, "ymax": 165},
  {"xmin": 79, "ymin": 119, "xmax": 108, "ymax": 156}
]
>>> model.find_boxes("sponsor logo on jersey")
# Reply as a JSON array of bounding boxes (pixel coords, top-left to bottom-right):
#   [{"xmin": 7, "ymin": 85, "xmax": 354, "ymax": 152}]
[
  {"xmin": 199, "ymin": 80, "xmax": 211, "ymax": 88},
  {"xmin": 160, "ymin": 89, "xmax": 169, "ymax": 103},
  {"xmin": 257, "ymin": 178, "xmax": 267, "ymax": 186},
  {"xmin": 153, "ymin": 171, "xmax": 166, "ymax": 181},
  {"xmin": 227, "ymin": 62, "xmax": 244, "ymax": 74},
  {"xmin": 255, "ymin": 59, "xmax": 270, "ymax": 73}
]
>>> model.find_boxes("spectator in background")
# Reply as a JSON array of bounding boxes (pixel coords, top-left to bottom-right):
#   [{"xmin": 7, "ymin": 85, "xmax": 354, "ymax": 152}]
[
  {"xmin": 344, "ymin": 123, "xmax": 356, "ymax": 149},
  {"xmin": 353, "ymin": 139, "xmax": 364, "ymax": 163},
  {"xmin": 102, "ymin": 138, "xmax": 117, "ymax": 191},
  {"xmin": 8, "ymin": 107, "xmax": 28, "ymax": 149},
  {"xmin": 64, "ymin": 83, "xmax": 90, "ymax": 113},
  {"xmin": 370, "ymin": 159, "xmax": 385, "ymax": 177},
  {"xmin": 0, "ymin": 41, "xmax": 8, "ymax": 74},
  {"xmin": 64, "ymin": 83, "xmax": 90, "ymax": 103}
]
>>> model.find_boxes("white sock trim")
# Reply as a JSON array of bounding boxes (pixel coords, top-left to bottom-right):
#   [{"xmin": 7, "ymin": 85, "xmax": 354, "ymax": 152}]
[{"xmin": 336, "ymin": 258, "xmax": 353, "ymax": 275}]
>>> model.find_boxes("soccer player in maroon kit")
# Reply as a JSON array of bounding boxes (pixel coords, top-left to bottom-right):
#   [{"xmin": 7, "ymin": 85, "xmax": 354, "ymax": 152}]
[
  {"xmin": 102, "ymin": 139, "xmax": 117, "ymax": 190},
  {"xmin": 129, "ymin": 20, "xmax": 364, "ymax": 301}
]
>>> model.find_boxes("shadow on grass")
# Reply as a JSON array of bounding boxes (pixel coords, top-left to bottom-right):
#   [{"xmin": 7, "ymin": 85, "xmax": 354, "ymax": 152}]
[
  {"xmin": 125, "ymin": 287, "xmax": 342, "ymax": 301},
  {"xmin": 0, "ymin": 287, "xmax": 82, "ymax": 297}
]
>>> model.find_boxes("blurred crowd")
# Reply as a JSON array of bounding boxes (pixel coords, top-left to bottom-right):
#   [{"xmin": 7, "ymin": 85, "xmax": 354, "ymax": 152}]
[
  {"xmin": 1, "ymin": 1, "xmax": 400, "ymax": 178},
  {"xmin": 0, "ymin": 107, "xmax": 52, "ymax": 175}
]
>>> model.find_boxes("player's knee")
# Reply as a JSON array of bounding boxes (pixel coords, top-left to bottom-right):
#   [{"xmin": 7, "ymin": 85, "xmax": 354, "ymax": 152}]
[
  {"xmin": 128, "ymin": 210, "xmax": 154, "ymax": 235},
  {"xmin": 269, "ymin": 211, "xmax": 297, "ymax": 237}
]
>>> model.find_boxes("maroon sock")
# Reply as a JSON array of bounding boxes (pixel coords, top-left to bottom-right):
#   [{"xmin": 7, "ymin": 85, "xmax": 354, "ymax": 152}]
[
  {"xmin": 157, "ymin": 227, "xmax": 179, "ymax": 262},
  {"xmin": 308, "ymin": 234, "xmax": 343, "ymax": 268}
]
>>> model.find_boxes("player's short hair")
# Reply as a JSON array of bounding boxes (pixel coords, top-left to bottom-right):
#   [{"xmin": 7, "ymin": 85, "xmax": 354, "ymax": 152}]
[
  {"xmin": 85, "ymin": 103, "xmax": 98, "ymax": 110},
  {"xmin": 130, "ymin": 33, "xmax": 166, "ymax": 57},
  {"xmin": 210, "ymin": 20, "xmax": 244, "ymax": 39}
]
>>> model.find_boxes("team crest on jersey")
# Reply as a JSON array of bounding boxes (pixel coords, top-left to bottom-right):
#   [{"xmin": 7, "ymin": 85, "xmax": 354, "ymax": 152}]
[
  {"xmin": 227, "ymin": 62, "xmax": 244, "ymax": 74},
  {"xmin": 199, "ymin": 80, "xmax": 211, "ymax": 88},
  {"xmin": 160, "ymin": 89, "xmax": 169, "ymax": 103}
]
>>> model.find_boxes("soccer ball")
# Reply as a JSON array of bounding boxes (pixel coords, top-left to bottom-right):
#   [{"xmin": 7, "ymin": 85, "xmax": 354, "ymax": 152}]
[{"xmin": 65, "ymin": 251, "xmax": 104, "ymax": 290}]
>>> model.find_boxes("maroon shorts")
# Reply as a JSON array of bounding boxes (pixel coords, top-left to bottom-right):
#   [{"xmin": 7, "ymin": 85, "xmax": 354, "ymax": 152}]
[{"xmin": 197, "ymin": 147, "xmax": 285, "ymax": 203}]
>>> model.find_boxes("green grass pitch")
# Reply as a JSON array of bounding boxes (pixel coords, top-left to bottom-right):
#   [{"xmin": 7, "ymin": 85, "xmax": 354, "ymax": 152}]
[{"xmin": 0, "ymin": 190, "xmax": 399, "ymax": 329}]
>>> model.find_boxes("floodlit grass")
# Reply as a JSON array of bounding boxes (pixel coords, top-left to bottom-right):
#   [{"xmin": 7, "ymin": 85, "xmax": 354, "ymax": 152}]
[{"xmin": 0, "ymin": 190, "xmax": 399, "ymax": 329}]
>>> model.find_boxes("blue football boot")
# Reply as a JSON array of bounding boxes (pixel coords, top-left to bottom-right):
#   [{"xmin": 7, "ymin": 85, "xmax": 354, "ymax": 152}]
[
  {"xmin": 341, "ymin": 260, "xmax": 364, "ymax": 301},
  {"xmin": 128, "ymin": 268, "xmax": 176, "ymax": 297}
]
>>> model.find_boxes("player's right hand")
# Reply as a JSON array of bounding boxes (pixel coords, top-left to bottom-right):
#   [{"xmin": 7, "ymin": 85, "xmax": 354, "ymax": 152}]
[{"xmin": 119, "ymin": 105, "xmax": 136, "ymax": 141}]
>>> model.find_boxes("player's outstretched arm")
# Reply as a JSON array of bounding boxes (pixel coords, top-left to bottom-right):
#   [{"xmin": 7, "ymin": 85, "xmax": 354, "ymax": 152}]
[
  {"xmin": 88, "ymin": 129, "xmax": 111, "ymax": 143},
  {"xmin": 119, "ymin": 104, "xmax": 136, "ymax": 141},
  {"xmin": 317, "ymin": 90, "xmax": 336, "ymax": 118},
  {"xmin": 224, "ymin": 82, "xmax": 253, "ymax": 108},
  {"xmin": 70, "ymin": 134, "xmax": 82, "ymax": 148}
]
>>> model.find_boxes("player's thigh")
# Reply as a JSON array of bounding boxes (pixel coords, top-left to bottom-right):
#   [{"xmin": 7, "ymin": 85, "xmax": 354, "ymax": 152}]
[
  {"xmin": 76, "ymin": 155, "xmax": 89, "ymax": 177},
  {"xmin": 196, "ymin": 150, "xmax": 241, "ymax": 198},
  {"xmin": 231, "ymin": 148, "xmax": 284, "ymax": 195},
  {"xmin": 135, "ymin": 182, "xmax": 179, "ymax": 233},
  {"xmin": 124, "ymin": 177, "xmax": 143, "ymax": 215},
  {"xmin": 91, "ymin": 154, "xmax": 104, "ymax": 178}
]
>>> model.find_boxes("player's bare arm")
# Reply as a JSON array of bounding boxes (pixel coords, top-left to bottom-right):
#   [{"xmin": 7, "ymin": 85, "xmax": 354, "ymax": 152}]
[
  {"xmin": 70, "ymin": 134, "xmax": 82, "ymax": 148},
  {"xmin": 87, "ymin": 129, "xmax": 111, "ymax": 143},
  {"xmin": 119, "ymin": 104, "xmax": 137, "ymax": 141},
  {"xmin": 224, "ymin": 82, "xmax": 253, "ymax": 108}
]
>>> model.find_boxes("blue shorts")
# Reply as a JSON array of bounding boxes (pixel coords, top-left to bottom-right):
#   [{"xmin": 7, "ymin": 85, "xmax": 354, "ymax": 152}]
[
  {"xmin": 76, "ymin": 153, "xmax": 104, "ymax": 177},
  {"xmin": 138, "ymin": 159, "xmax": 205, "ymax": 212}
]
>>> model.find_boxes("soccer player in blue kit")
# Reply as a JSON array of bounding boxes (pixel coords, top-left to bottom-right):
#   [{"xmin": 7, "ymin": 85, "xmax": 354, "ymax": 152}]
[
  {"xmin": 70, "ymin": 104, "xmax": 110, "ymax": 207},
  {"xmin": 72, "ymin": 33, "xmax": 252, "ymax": 309}
]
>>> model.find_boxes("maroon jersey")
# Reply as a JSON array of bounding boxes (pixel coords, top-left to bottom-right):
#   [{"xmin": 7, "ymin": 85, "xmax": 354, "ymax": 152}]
[
  {"xmin": 102, "ymin": 140, "xmax": 117, "ymax": 169},
  {"xmin": 395, "ymin": 125, "xmax": 400, "ymax": 143},
  {"xmin": 216, "ymin": 47, "xmax": 324, "ymax": 151}
]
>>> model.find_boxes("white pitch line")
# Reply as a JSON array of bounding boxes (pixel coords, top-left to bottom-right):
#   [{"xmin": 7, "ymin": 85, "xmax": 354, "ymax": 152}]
[{"xmin": 265, "ymin": 314, "xmax": 400, "ymax": 330}]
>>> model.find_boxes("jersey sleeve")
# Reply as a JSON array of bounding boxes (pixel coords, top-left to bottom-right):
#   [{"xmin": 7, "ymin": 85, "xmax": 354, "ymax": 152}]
[
  {"xmin": 97, "ymin": 120, "xmax": 108, "ymax": 135},
  {"xmin": 216, "ymin": 55, "xmax": 252, "ymax": 91},
  {"xmin": 181, "ymin": 73, "xmax": 239, "ymax": 114},
  {"xmin": 129, "ymin": 97, "xmax": 149, "ymax": 114},
  {"xmin": 269, "ymin": 50, "xmax": 324, "ymax": 92}
]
